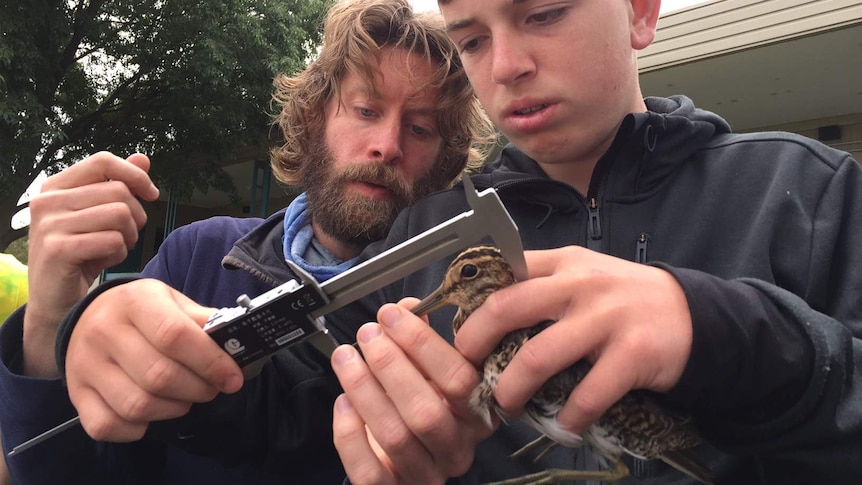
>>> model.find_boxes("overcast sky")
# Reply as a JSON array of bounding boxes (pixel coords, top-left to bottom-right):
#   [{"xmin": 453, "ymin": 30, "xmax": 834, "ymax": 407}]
[{"xmin": 408, "ymin": 0, "xmax": 713, "ymax": 14}]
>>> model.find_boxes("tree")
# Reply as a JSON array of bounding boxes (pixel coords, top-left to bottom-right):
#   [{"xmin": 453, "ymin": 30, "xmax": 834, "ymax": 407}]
[{"xmin": 0, "ymin": 0, "xmax": 331, "ymax": 250}]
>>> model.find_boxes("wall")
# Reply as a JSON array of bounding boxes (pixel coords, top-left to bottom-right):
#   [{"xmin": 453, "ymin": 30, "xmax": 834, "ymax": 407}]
[
  {"xmin": 641, "ymin": 0, "xmax": 862, "ymax": 72},
  {"xmin": 755, "ymin": 112, "xmax": 862, "ymax": 161}
]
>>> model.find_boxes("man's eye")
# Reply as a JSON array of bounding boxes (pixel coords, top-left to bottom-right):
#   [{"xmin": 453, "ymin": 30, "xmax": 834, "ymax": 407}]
[
  {"xmin": 411, "ymin": 125, "xmax": 429, "ymax": 137},
  {"xmin": 357, "ymin": 107, "xmax": 375, "ymax": 117}
]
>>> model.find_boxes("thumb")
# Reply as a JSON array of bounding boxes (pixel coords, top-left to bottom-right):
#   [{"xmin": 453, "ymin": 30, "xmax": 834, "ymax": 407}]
[{"xmin": 182, "ymin": 302, "xmax": 219, "ymax": 330}]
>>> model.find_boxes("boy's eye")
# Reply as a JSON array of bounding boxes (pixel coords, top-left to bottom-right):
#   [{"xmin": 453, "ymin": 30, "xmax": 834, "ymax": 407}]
[
  {"xmin": 529, "ymin": 8, "xmax": 567, "ymax": 26},
  {"xmin": 460, "ymin": 37, "xmax": 482, "ymax": 54},
  {"xmin": 411, "ymin": 125, "xmax": 429, "ymax": 136},
  {"xmin": 357, "ymin": 107, "xmax": 375, "ymax": 117}
]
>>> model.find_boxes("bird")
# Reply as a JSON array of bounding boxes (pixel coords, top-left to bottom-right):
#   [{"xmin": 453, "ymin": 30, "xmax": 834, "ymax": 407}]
[{"xmin": 411, "ymin": 245, "xmax": 713, "ymax": 485}]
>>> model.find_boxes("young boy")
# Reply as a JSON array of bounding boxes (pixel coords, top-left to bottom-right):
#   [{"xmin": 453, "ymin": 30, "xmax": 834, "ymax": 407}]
[{"xmin": 331, "ymin": 1, "xmax": 862, "ymax": 483}]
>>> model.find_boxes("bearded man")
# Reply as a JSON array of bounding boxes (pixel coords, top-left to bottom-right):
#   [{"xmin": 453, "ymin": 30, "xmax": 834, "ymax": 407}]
[{"xmin": 0, "ymin": 1, "xmax": 494, "ymax": 483}]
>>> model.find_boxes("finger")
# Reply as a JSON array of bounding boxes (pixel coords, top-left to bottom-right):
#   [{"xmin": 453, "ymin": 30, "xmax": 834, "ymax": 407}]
[
  {"xmin": 77, "ymin": 360, "xmax": 194, "ymax": 425},
  {"xmin": 360, "ymin": 316, "xmax": 479, "ymax": 477},
  {"xmin": 124, "ymin": 153, "xmax": 151, "ymax": 172},
  {"xmin": 42, "ymin": 151, "xmax": 159, "ymax": 201},
  {"xmin": 489, "ymin": 319, "xmax": 596, "ymax": 418},
  {"xmin": 34, "ymin": 176, "xmax": 149, "ymax": 225},
  {"xmin": 100, "ymin": 317, "xmax": 222, "ymax": 403},
  {"xmin": 72, "ymin": 384, "xmax": 150, "ymax": 442},
  {"xmin": 177, "ymin": 299, "xmax": 219, "ymax": 331},
  {"xmin": 35, "ymin": 181, "xmax": 149, "ymax": 229},
  {"xmin": 522, "ymin": 246, "xmax": 586, "ymax": 278},
  {"xmin": 333, "ymin": 394, "xmax": 396, "ymax": 485},
  {"xmin": 30, "ymin": 182, "xmax": 150, "ymax": 262},
  {"xmin": 359, "ymin": 318, "xmax": 460, "ymax": 435},
  {"xmin": 37, "ymin": 201, "xmax": 144, "ymax": 253},
  {"xmin": 555, "ymin": 344, "xmax": 637, "ymax": 435},
  {"xmin": 331, "ymin": 342, "xmax": 435, "ymax": 481},
  {"xmin": 453, "ymin": 274, "xmax": 575, "ymax": 366},
  {"xmin": 381, "ymin": 302, "xmax": 479, "ymax": 416},
  {"xmin": 37, "ymin": 231, "xmax": 128, "ymax": 275},
  {"xmin": 113, "ymin": 283, "xmax": 243, "ymax": 394}
]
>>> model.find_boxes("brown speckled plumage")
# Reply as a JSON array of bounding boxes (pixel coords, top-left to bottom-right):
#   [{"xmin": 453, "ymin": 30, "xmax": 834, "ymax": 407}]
[{"xmin": 412, "ymin": 246, "xmax": 712, "ymax": 485}]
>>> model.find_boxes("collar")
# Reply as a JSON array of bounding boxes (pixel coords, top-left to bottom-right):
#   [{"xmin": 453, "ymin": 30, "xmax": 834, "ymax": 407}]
[
  {"xmin": 281, "ymin": 193, "xmax": 357, "ymax": 282},
  {"xmin": 473, "ymin": 95, "xmax": 730, "ymax": 204}
]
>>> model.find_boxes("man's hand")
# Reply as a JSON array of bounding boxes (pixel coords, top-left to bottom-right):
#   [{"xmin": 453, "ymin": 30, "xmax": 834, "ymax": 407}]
[
  {"xmin": 332, "ymin": 299, "xmax": 496, "ymax": 485},
  {"xmin": 454, "ymin": 246, "xmax": 693, "ymax": 437},
  {"xmin": 23, "ymin": 152, "xmax": 160, "ymax": 377},
  {"xmin": 65, "ymin": 279, "xmax": 244, "ymax": 442}
]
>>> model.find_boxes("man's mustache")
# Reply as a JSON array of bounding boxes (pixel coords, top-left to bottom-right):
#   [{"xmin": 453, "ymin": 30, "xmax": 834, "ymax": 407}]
[{"xmin": 334, "ymin": 163, "xmax": 414, "ymax": 203}]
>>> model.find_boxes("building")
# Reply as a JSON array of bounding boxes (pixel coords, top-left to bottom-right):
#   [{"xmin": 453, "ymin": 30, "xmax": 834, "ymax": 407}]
[{"xmin": 639, "ymin": 0, "xmax": 862, "ymax": 154}]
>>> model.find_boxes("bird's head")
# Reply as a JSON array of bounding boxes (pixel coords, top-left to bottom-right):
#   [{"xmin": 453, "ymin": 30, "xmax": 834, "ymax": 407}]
[{"xmin": 411, "ymin": 245, "xmax": 516, "ymax": 332}]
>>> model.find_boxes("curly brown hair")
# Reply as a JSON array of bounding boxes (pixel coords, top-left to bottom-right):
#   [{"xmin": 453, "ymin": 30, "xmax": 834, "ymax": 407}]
[{"xmin": 270, "ymin": 0, "xmax": 495, "ymax": 189}]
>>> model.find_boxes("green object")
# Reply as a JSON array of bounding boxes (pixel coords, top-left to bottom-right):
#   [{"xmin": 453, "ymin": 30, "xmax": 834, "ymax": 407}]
[{"xmin": 0, "ymin": 253, "xmax": 28, "ymax": 323}]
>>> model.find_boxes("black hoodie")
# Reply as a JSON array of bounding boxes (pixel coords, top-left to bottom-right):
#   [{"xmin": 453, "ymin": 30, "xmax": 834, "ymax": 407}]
[{"xmin": 328, "ymin": 95, "xmax": 862, "ymax": 484}]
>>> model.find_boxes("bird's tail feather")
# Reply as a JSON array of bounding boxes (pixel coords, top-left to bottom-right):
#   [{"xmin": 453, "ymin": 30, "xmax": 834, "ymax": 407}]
[
  {"xmin": 469, "ymin": 386, "xmax": 496, "ymax": 428},
  {"xmin": 660, "ymin": 450, "xmax": 714, "ymax": 485}
]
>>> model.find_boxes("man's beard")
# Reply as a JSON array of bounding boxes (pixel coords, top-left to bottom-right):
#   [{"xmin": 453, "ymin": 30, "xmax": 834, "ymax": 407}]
[{"xmin": 300, "ymin": 139, "xmax": 448, "ymax": 249}]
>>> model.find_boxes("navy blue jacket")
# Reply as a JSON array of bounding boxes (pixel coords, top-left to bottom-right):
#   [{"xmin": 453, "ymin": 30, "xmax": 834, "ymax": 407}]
[{"xmin": 0, "ymin": 214, "xmax": 346, "ymax": 483}]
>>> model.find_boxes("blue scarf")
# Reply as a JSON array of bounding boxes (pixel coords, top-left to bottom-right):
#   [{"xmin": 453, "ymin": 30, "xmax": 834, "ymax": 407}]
[{"xmin": 282, "ymin": 193, "xmax": 358, "ymax": 282}]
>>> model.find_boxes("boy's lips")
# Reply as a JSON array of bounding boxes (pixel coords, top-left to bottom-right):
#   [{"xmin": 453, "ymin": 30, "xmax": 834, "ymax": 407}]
[
  {"xmin": 512, "ymin": 103, "xmax": 549, "ymax": 115},
  {"xmin": 505, "ymin": 98, "xmax": 554, "ymax": 116},
  {"xmin": 501, "ymin": 99, "xmax": 557, "ymax": 133}
]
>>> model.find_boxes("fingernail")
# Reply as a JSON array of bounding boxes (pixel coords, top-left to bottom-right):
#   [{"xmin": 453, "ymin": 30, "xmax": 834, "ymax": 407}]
[
  {"xmin": 357, "ymin": 323, "xmax": 382, "ymax": 343},
  {"xmin": 378, "ymin": 304, "xmax": 402, "ymax": 328},
  {"xmin": 332, "ymin": 345, "xmax": 357, "ymax": 366},
  {"xmin": 334, "ymin": 394, "xmax": 353, "ymax": 414}
]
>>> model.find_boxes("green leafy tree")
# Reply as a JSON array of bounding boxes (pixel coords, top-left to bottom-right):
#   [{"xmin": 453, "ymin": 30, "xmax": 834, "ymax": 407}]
[{"xmin": 0, "ymin": 0, "xmax": 331, "ymax": 250}]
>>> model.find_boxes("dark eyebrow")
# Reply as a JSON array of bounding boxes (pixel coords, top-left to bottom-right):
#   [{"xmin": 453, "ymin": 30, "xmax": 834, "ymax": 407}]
[
  {"xmin": 445, "ymin": 0, "xmax": 526, "ymax": 34},
  {"xmin": 446, "ymin": 17, "xmax": 475, "ymax": 34}
]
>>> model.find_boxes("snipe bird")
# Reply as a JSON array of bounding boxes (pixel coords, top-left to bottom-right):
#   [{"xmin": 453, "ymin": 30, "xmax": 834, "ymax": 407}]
[{"xmin": 412, "ymin": 246, "xmax": 713, "ymax": 485}]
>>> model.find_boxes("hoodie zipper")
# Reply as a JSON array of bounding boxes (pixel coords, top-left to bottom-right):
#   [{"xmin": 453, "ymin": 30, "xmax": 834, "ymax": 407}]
[
  {"xmin": 635, "ymin": 232, "xmax": 650, "ymax": 263},
  {"xmin": 588, "ymin": 197, "xmax": 602, "ymax": 241},
  {"xmin": 484, "ymin": 177, "xmax": 603, "ymax": 250}
]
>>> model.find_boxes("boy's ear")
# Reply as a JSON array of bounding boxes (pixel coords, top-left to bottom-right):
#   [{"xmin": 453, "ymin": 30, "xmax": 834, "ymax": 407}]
[{"xmin": 631, "ymin": 0, "xmax": 661, "ymax": 50}]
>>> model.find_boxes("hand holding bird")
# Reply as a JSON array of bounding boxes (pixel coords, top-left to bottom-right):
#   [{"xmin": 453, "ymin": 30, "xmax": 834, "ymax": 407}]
[{"xmin": 412, "ymin": 246, "xmax": 713, "ymax": 485}]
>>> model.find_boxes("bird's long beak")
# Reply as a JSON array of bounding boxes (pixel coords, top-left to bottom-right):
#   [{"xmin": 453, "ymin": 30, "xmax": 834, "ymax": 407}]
[{"xmin": 410, "ymin": 284, "xmax": 447, "ymax": 316}]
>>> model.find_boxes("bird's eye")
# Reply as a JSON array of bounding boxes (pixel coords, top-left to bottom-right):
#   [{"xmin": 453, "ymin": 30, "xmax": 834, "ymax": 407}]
[{"xmin": 460, "ymin": 264, "xmax": 478, "ymax": 279}]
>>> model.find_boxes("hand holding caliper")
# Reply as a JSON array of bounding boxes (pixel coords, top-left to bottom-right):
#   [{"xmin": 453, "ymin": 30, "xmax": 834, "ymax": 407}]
[{"xmin": 9, "ymin": 177, "xmax": 526, "ymax": 456}]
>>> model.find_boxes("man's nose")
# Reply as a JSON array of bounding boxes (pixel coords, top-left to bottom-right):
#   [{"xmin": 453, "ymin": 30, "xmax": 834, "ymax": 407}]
[{"xmin": 368, "ymin": 118, "xmax": 404, "ymax": 164}]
